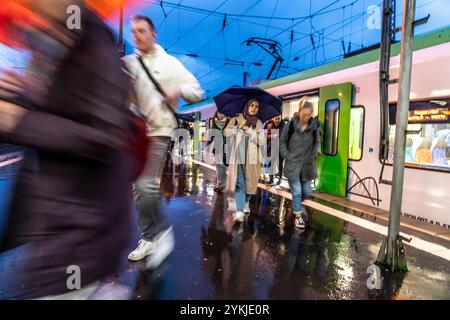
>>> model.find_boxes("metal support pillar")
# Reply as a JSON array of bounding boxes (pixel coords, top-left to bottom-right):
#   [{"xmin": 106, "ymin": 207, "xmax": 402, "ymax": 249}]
[{"xmin": 376, "ymin": 0, "xmax": 416, "ymax": 272}]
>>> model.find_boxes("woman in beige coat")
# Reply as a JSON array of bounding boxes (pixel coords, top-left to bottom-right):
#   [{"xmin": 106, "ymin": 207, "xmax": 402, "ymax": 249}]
[{"xmin": 223, "ymin": 99, "xmax": 266, "ymax": 223}]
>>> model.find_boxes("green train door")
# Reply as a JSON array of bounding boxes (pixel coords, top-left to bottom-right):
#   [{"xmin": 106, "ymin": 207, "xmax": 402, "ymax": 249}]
[{"xmin": 316, "ymin": 83, "xmax": 352, "ymax": 197}]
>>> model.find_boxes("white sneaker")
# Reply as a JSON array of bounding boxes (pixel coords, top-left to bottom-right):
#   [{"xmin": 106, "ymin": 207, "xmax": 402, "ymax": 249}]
[
  {"xmin": 128, "ymin": 239, "xmax": 155, "ymax": 261},
  {"xmin": 243, "ymin": 201, "xmax": 251, "ymax": 214},
  {"xmin": 233, "ymin": 211, "xmax": 245, "ymax": 223},
  {"xmin": 145, "ymin": 227, "xmax": 175, "ymax": 269}
]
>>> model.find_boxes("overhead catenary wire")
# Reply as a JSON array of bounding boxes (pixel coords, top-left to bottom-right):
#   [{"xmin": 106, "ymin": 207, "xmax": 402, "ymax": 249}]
[
  {"xmin": 287, "ymin": 11, "xmax": 366, "ymax": 60},
  {"xmin": 165, "ymin": 0, "xmax": 230, "ymax": 50},
  {"xmin": 141, "ymin": 0, "xmax": 359, "ymax": 21},
  {"xmin": 194, "ymin": 0, "xmax": 364, "ymax": 81},
  {"xmin": 195, "ymin": 6, "xmax": 366, "ymax": 83},
  {"xmin": 264, "ymin": 0, "xmax": 280, "ymax": 37},
  {"xmin": 157, "ymin": 0, "xmax": 184, "ymax": 30},
  {"xmin": 128, "ymin": 0, "xmax": 435, "ymax": 98},
  {"xmin": 193, "ymin": 0, "xmax": 263, "ymax": 55}
]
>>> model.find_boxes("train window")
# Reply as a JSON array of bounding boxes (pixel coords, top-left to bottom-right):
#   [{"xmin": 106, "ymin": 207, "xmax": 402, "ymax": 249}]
[
  {"xmin": 349, "ymin": 106, "xmax": 365, "ymax": 161},
  {"xmin": 323, "ymin": 99, "xmax": 340, "ymax": 156},
  {"xmin": 387, "ymin": 98, "xmax": 450, "ymax": 171},
  {"xmin": 281, "ymin": 95, "xmax": 319, "ymax": 120}
]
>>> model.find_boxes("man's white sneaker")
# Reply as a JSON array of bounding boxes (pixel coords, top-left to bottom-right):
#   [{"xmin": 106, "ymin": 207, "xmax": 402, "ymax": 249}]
[
  {"xmin": 233, "ymin": 211, "xmax": 245, "ymax": 223},
  {"xmin": 128, "ymin": 239, "xmax": 155, "ymax": 261},
  {"xmin": 145, "ymin": 227, "xmax": 175, "ymax": 269}
]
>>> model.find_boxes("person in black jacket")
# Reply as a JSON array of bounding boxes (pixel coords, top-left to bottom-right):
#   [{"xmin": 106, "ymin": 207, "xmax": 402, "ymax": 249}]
[
  {"xmin": 264, "ymin": 115, "xmax": 286, "ymax": 186},
  {"xmin": 0, "ymin": 3, "xmax": 134, "ymax": 299},
  {"xmin": 207, "ymin": 110, "xmax": 230, "ymax": 193}
]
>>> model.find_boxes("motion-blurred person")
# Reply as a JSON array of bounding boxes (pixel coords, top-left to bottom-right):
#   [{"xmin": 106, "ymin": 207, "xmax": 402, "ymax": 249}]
[
  {"xmin": 123, "ymin": 16, "xmax": 203, "ymax": 266},
  {"xmin": 264, "ymin": 115, "xmax": 286, "ymax": 186},
  {"xmin": 224, "ymin": 99, "xmax": 265, "ymax": 223},
  {"xmin": 0, "ymin": 1, "xmax": 134, "ymax": 299},
  {"xmin": 416, "ymin": 138, "xmax": 433, "ymax": 164},
  {"xmin": 280, "ymin": 97, "xmax": 320, "ymax": 229},
  {"xmin": 431, "ymin": 137, "xmax": 448, "ymax": 166},
  {"xmin": 405, "ymin": 137, "xmax": 415, "ymax": 162},
  {"xmin": 207, "ymin": 111, "xmax": 230, "ymax": 193}
]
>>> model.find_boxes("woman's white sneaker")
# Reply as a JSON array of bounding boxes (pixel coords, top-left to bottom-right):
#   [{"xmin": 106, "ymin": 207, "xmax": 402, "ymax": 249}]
[
  {"xmin": 243, "ymin": 202, "xmax": 251, "ymax": 214},
  {"xmin": 233, "ymin": 211, "xmax": 245, "ymax": 223}
]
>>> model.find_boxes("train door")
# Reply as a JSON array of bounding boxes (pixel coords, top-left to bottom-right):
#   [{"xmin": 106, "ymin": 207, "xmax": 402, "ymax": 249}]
[{"xmin": 316, "ymin": 82, "xmax": 353, "ymax": 197}]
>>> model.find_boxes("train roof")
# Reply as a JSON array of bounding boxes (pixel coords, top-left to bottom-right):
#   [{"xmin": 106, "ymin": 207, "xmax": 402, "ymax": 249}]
[{"xmin": 180, "ymin": 26, "xmax": 450, "ymax": 113}]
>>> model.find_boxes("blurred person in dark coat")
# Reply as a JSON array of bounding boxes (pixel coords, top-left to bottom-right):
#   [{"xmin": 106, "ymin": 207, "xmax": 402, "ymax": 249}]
[
  {"xmin": 264, "ymin": 115, "xmax": 286, "ymax": 186},
  {"xmin": 0, "ymin": 1, "xmax": 135, "ymax": 299}
]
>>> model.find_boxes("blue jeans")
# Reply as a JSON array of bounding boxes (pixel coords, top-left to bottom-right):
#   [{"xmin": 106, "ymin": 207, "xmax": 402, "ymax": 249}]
[
  {"xmin": 235, "ymin": 165, "xmax": 251, "ymax": 212},
  {"xmin": 288, "ymin": 178, "xmax": 312, "ymax": 213}
]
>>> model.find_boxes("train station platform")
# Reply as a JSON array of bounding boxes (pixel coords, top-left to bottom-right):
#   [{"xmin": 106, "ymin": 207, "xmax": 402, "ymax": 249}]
[
  {"xmin": 1, "ymin": 151, "xmax": 450, "ymax": 299},
  {"xmin": 124, "ymin": 158, "xmax": 450, "ymax": 300}
]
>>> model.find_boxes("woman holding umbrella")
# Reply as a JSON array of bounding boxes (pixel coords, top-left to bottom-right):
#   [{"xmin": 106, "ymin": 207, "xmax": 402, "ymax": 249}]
[{"xmin": 223, "ymin": 99, "xmax": 266, "ymax": 223}]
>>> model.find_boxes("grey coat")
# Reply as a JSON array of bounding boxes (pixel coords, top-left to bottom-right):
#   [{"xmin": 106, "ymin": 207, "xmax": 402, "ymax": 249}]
[{"xmin": 280, "ymin": 114, "xmax": 320, "ymax": 182}]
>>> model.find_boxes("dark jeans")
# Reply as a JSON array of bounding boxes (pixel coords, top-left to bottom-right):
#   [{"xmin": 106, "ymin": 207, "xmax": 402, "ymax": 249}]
[{"xmin": 133, "ymin": 136, "xmax": 171, "ymax": 241}]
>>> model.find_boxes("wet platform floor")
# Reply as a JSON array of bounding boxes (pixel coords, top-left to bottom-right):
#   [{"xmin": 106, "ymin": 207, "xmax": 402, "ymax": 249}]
[{"xmin": 124, "ymin": 160, "xmax": 450, "ymax": 300}]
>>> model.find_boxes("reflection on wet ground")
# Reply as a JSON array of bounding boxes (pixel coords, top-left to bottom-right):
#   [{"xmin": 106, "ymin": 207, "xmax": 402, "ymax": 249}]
[{"xmin": 127, "ymin": 159, "xmax": 450, "ymax": 300}]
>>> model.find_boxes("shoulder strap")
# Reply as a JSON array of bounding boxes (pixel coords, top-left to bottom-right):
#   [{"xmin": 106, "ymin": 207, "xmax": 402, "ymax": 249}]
[
  {"xmin": 136, "ymin": 55, "xmax": 167, "ymax": 98},
  {"xmin": 312, "ymin": 119, "xmax": 319, "ymax": 148},
  {"xmin": 136, "ymin": 55, "xmax": 179, "ymax": 126},
  {"xmin": 287, "ymin": 120, "xmax": 295, "ymax": 148}
]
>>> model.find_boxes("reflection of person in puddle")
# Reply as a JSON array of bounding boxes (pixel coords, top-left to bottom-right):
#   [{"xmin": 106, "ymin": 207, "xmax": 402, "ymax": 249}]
[
  {"xmin": 269, "ymin": 228, "xmax": 330, "ymax": 299},
  {"xmin": 160, "ymin": 154, "xmax": 175, "ymax": 203},
  {"xmin": 227, "ymin": 217, "xmax": 257, "ymax": 299},
  {"xmin": 175, "ymin": 162, "xmax": 188, "ymax": 196},
  {"xmin": 200, "ymin": 193, "xmax": 232, "ymax": 298}
]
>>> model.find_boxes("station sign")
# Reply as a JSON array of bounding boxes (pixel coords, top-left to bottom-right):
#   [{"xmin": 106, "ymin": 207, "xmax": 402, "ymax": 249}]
[
  {"xmin": 389, "ymin": 100, "xmax": 449, "ymax": 124},
  {"xmin": 407, "ymin": 107, "xmax": 448, "ymax": 123}
]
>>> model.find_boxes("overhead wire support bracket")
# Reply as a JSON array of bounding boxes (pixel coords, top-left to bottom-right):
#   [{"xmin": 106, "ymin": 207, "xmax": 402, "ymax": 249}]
[
  {"xmin": 160, "ymin": 1, "xmax": 168, "ymax": 18},
  {"xmin": 244, "ymin": 37, "xmax": 284, "ymax": 80}
]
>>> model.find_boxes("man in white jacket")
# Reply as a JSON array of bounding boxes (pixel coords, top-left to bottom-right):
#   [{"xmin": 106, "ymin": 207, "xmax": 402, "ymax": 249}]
[{"xmin": 123, "ymin": 16, "xmax": 203, "ymax": 267}]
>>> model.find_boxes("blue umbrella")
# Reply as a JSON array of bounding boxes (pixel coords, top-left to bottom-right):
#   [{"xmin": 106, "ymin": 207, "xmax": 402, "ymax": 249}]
[{"xmin": 213, "ymin": 86, "xmax": 282, "ymax": 123}]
